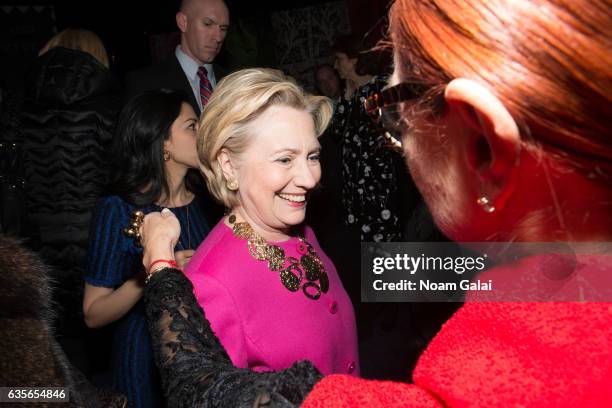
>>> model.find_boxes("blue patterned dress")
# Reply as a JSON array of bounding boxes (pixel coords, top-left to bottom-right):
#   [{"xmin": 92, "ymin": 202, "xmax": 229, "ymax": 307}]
[{"xmin": 85, "ymin": 195, "xmax": 210, "ymax": 408}]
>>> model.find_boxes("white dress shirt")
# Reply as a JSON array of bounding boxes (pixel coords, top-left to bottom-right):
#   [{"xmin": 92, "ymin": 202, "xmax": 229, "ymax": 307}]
[{"xmin": 175, "ymin": 45, "xmax": 217, "ymax": 111}]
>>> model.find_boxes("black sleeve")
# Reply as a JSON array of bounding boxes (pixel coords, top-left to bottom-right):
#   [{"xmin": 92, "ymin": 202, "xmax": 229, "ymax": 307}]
[{"xmin": 143, "ymin": 269, "xmax": 323, "ymax": 408}]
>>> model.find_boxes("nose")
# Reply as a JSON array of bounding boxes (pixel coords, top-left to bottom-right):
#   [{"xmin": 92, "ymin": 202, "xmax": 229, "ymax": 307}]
[
  {"xmin": 214, "ymin": 27, "xmax": 226, "ymax": 43},
  {"xmin": 294, "ymin": 159, "xmax": 319, "ymax": 190}
]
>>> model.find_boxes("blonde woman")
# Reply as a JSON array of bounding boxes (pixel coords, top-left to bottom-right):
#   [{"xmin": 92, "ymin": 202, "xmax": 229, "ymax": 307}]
[{"xmin": 138, "ymin": 69, "xmax": 359, "ymax": 406}]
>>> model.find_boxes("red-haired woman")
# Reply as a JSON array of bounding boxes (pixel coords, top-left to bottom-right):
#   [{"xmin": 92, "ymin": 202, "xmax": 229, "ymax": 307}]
[{"xmin": 302, "ymin": 0, "xmax": 612, "ymax": 406}]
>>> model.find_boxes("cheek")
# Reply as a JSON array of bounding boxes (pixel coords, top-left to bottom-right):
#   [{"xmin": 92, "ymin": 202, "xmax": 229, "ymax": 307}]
[
  {"xmin": 189, "ymin": 138, "xmax": 199, "ymax": 161},
  {"xmin": 240, "ymin": 164, "xmax": 284, "ymax": 198},
  {"xmin": 181, "ymin": 134, "xmax": 196, "ymax": 154},
  {"xmin": 202, "ymin": 26, "xmax": 219, "ymax": 42},
  {"xmin": 265, "ymin": 167, "xmax": 291, "ymax": 193},
  {"xmin": 192, "ymin": 27, "xmax": 208, "ymax": 44},
  {"xmin": 403, "ymin": 139, "xmax": 432, "ymax": 197},
  {"xmin": 402, "ymin": 117, "xmax": 449, "ymax": 192},
  {"xmin": 188, "ymin": 27, "xmax": 199, "ymax": 40},
  {"xmin": 313, "ymin": 164, "xmax": 322, "ymax": 184},
  {"xmin": 404, "ymin": 134, "xmax": 467, "ymax": 235}
]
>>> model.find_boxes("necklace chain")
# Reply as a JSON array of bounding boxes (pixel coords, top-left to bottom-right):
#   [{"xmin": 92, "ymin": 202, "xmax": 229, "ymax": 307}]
[
  {"xmin": 229, "ymin": 214, "xmax": 329, "ymax": 300},
  {"xmin": 168, "ymin": 196, "xmax": 191, "ymax": 251},
  {"xmin": 178, "ymin": 204, "xmax": 191, "ymax": 250}
]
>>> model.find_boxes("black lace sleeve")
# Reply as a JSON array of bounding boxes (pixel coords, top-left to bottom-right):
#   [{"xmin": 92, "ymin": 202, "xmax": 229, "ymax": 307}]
[{"xmin": 143, "ymin": 268, "xmax": 323, "ymax": 408}]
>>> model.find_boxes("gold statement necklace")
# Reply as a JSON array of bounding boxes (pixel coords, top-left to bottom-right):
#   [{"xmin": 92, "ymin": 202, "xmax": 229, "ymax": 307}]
[{"xmin": 229, "ymin": 214, "xmax": 329, "ymax": 300}]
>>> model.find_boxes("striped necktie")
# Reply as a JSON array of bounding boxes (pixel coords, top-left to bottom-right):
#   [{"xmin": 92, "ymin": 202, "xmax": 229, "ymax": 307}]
[{"xmin": 197, "ymin": 66, "xmax": 213, "ymax": 107}]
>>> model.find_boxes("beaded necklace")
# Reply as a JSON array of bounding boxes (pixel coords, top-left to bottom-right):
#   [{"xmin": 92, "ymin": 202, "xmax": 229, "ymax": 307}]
[{"xmin": 229, "ymin": 214, "xmax": 329, "ymax": 300}]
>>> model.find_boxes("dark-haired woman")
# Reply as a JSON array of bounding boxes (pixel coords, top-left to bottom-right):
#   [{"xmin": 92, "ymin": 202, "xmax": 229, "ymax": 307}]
[{"xmin": 83, "ymin": 89, "xmax": 210, "ymax": 408}]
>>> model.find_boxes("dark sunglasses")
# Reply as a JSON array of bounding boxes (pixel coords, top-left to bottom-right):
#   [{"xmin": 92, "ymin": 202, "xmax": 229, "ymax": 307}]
[{"xmin": 364, "ymin": 81, "xmax": 443, "ymax": 151}]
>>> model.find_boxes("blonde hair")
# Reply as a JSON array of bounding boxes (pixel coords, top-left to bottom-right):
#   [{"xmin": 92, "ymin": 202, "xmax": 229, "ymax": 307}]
[
  {"xmin": 39, "ymin": 28, "xmax": 109, "ymax": 68},
  {"xmin": 198, "ymin": 68, "xmax": 333, "ymax": 208}
]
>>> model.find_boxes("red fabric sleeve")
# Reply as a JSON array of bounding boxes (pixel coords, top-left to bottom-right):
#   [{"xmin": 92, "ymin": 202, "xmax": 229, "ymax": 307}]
[
  {"xmin": 302, "ymin": 375, "xmax": 442, "ymax": 408},
  {"xmin": 303, "ymin": 302, "xmax": 612, "ymax": 407}
]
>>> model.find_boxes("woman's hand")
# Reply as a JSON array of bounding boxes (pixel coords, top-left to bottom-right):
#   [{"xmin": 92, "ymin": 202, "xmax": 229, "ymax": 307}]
[
  {"xmin": 175, "ymin": 249, "xmax": 196, "ymax": 270},
  {"xmin": 140, "ymin": 208, "xmax": 181, "ymax": 271}
]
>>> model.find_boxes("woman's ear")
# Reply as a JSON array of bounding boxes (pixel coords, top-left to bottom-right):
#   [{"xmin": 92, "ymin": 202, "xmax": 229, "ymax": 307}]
[
  {"xmin": 162, "ymin": 138, "xmax": 172, "ymax": 154},
  {"xmin": 444, "ymin": 78, "xmax": 521, "ymax": 212},
  {"xmin": 217, "ymin": 149, "xmax": 236, "ymax": 182}
]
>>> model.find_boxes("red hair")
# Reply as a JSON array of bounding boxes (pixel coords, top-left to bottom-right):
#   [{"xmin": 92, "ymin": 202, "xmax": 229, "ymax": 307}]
[{"xmin": 390, "ymin": 0, "xmax": 612, "ymax": 167}]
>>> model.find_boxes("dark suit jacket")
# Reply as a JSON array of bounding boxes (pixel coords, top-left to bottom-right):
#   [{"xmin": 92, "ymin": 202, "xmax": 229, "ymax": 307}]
[
  {"xmin": 124, "ymin": 55, "xmax": 226, "ymax": 222},
  {"xmin": 125, "ymin": 54, "xmax": 227, "ymax": 117}
]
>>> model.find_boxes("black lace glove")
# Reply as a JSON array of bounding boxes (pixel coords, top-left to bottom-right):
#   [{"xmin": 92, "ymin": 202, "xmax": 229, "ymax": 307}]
[{"xmin": 143, "ymin": 269, "xmax": 323, "ymax": 408}]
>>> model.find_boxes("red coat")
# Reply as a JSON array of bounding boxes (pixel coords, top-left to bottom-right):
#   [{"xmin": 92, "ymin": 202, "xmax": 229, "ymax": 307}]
[{"xmin": 303, "ymin": 255, "xmax": 612, "ymax": 407}]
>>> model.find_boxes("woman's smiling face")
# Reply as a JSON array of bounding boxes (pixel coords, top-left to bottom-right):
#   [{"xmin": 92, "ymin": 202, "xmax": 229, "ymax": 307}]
[{"xmin": 231, "ymin": 104, "xmax": 321, "ymax": 235}]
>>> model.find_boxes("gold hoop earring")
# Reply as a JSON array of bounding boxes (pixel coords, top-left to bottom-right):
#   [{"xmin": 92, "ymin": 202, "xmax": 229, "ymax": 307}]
[
  {"xmin": 227, "ymin": 179, "xmax": 239, "ymax": 191},
  {"xmin": 163, "ymin": 150, "xmax": 171, "ymax": 161},
  {"xmin": 477, "ymin": 196, "xmax": 496, "ymax": 213}
]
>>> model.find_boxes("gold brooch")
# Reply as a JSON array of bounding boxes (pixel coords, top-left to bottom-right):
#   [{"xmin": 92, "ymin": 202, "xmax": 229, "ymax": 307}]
[
  {"xmin": 123, "ymin": 210, "xmax": 145, "ymax": 246},
  {"xmin": 229, "ymin": 215, "xmax": 329, "ymax": 300}
]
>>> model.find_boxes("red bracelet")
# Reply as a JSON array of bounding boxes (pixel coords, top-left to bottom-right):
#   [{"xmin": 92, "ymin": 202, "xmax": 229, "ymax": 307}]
[{"xmin": 147, "ymin": 259, "xmax": 178, "ymax": 273}]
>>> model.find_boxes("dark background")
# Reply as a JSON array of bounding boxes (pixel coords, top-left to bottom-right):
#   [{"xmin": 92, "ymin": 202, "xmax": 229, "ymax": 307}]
[
  {"xmin": 1, "ymin": 0, "xmax": 390, "ymax": 91},
  {"xmin": 1, "ymin": 0, "xmax": 458, "ymax": 383}
]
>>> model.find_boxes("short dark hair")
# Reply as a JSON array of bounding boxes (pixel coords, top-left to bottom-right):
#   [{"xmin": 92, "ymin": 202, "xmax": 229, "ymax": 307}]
[
  {"xmin": 331, "ymin": 33, "xmax": 391, "ymax": 76},
  {"xmin": 107, "ymin": 89, "xmax": 190, "ymax": 206},
  {"xmin": 314, "ymin": 63, "xmax": 335, "ymax": 75},
  {"xmin": 331, "ymin": 34, "xmax": 364, "ymax": 59}
]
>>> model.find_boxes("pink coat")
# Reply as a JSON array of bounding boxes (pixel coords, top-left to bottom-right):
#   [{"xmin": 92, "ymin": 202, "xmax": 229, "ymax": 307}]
[{"xmin": 185, "ymin": 220, "xmax": 359, "ymax": 376}]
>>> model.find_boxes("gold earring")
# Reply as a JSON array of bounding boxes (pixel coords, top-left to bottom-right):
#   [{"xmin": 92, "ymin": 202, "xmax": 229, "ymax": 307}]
[
  {"xmin": 227, "ymin": 179, "xmax": 239, "ymax": 190},
  {"xmin": 477, "ymin": 196, "xmax": 496, "ymax": 213},
  {"xmin": 163, "ymin": 150, "xmax": 171, "ymax": 161}
]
